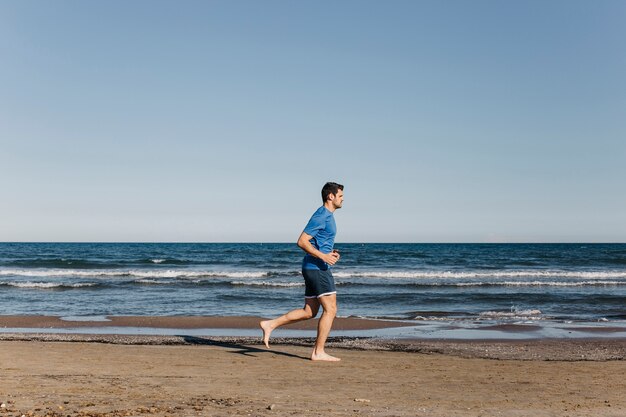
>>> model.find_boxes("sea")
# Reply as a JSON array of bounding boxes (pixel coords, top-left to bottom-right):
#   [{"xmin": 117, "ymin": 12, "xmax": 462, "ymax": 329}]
[{"xmin": 1, "ymin": 243, "xmax": 625, "ymax": 329}]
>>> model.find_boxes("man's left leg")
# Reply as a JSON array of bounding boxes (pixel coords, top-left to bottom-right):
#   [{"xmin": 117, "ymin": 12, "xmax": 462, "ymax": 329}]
[{"xmin": 260, "ymin": 297, "xmax": 320, "ymax": 348}]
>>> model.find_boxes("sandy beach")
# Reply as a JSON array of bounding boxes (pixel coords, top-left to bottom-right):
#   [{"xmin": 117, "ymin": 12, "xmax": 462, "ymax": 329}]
[
  {"xmin": 1, "ymin": 339, "xmax": 625, "ymax": 417},
  {"xmin": 1, "ymin": 315, "xmax": 626, "ymax": 417}
]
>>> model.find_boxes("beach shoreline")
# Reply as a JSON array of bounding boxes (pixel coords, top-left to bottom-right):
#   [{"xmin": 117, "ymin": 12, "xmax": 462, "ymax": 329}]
[
  {"xmin": 0, "ymin": 314, "xmax": 414, "ymax": 331},
  {"xmin": 1, "ymin": 314, "xmax": 626, "ymax": 361}
]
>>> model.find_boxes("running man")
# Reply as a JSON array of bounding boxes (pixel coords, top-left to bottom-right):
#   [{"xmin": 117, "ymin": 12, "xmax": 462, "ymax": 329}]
[{"xmin": 260, "ymin": 182, "xmax": 344, "ymax": 361}]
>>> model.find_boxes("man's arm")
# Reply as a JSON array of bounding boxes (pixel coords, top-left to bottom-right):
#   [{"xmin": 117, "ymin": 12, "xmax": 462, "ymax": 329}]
[{"xmin": 297, "ymin": 232, "xmax": 340, "ymax": 266}]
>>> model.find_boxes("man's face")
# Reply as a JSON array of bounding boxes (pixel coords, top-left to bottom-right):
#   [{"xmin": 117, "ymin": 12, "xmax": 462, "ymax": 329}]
[{"xmin": 329, "ymin": 189, "xmax": 344, "ymax": 209}]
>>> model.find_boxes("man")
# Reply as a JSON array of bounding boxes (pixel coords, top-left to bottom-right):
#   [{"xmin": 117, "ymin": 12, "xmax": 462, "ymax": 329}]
[{"xmin": 260, "ymin": 182, "xmax": 344, "ymax": 362}]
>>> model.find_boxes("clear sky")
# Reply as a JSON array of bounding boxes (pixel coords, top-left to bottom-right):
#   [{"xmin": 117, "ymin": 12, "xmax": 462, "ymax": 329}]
[{"xmin": 1, "ymin": 0, "xmax": 625, "ymax": 243}]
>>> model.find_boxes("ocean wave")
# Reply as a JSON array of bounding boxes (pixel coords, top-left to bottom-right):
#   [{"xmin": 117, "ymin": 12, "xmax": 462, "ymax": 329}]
[
  {"xmin": 333, "ymin": 270, "xmax": 626, "ymax": 279},
  {"xmin": 132, "ymin": 279, "xmax": 303, "ymax": 288},
  {"xmin": 453, "ymin": 280, "xmax": 625, "ymax": 287},
  {"xmin": 334, "ymin": 280, "xmax": 626, "ymax": 288},
  {"xmin": 134, "ymin": 279, "xmax": 173, "ymax": 285},
  {"xmin": 2, "ymin": 267, "xmax": 626, "ymax": 285},
  {"xmin": 230, "ymin": 280, "xmax": 303, "ymax": 287},
  {"xmin": 410, "ymin": 315, "xmax": 469, "ymax": 321},
  {"xmin": 1, "ymin": 281, "xmax": 99, "ymax": 289},
  {"xmin": 138, "ymin": 258, "xmax": 190, "ymax": 265},
  {"xmin": 129, "ymin": 270, "xmax": 269, "ymax": 279},
  {"xmin": 0, "ymin": 268, "xmax": 270, "ymax": 279},
  {"xmin": 401, "ymin": 309, "xmax": 546, "ymax": 321},
  {"xmin": 479, "ymin": 309, "xmax": 543, "ymax": 319}
]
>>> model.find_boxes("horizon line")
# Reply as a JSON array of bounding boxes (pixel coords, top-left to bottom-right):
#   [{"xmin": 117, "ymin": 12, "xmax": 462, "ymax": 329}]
[{"xmin": 1, "ymin": 241, "xmax": 624, "ymax": 245}]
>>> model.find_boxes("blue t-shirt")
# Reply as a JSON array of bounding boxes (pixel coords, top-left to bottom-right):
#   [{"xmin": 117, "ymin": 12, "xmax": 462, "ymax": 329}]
[{"xmin": 301, "ymin": 206, "xmax": 337, "ymax": 270}]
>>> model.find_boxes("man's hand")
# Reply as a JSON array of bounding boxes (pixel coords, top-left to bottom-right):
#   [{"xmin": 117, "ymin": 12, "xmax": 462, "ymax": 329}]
[{"xmin": 322, "ymin": 251, "xmax": 340, "ymax": 265}]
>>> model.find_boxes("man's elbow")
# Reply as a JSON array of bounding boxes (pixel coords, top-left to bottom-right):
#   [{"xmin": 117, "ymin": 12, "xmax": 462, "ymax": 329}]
[{"xmin": 297, "ymin": 235, "xmax": 307, "ymax": 250}]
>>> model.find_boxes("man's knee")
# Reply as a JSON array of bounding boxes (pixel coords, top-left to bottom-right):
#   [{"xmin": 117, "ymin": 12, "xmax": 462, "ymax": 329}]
[{"xmin": 322, "ymin": 302, "xmax": 337, "ymax": 317}]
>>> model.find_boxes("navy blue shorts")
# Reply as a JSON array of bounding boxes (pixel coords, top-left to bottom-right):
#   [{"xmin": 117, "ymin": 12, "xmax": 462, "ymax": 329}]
[{"xmin": 302, "ymin": 268, "xmax": 336, "ymax": 298}]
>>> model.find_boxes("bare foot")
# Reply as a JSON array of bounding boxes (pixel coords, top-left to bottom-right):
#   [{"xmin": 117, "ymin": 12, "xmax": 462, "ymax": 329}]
[
  {"xmin": 310, "ymin": 351, "xmax": 341, "ymax": 362},
  {"xmin": 259, "ymin": 320, "xmax": 274, "ymax": 349}
]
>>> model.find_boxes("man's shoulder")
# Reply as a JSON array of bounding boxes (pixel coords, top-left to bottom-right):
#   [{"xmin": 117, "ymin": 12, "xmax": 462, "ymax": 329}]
[{"xmin": 311, "ymin": 206, "xmax": 329, "ymax": 217}]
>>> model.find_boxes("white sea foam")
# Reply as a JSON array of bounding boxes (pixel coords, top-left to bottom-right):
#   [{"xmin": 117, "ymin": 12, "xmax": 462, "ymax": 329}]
[
  {"xmin": 135, "ymin": 279, "xmax": 169, "ymax": 285},
  {"xmin": 0, "ymin": 268, "xmax": 268, "ymax": 279},
  {"xmin": 151, "ymin": 259, "xmax": 166, "ymax": 264},
  {"xmin": 128, "ymin": 270, "xmax": 268, "ymax": 279},
  {"xmin": 4, "ymin": 282, "xmax": 97, "ymax": 289},
  {"xmin": 411, "ymin": 316, "xmax": 459, "ymax": 321},
  {"xmin": 333, "ymin": 270, "xmax": 626, "ymax": 280},
  {"xmin": 2, "ymin": 267, "xmax": 626, "ymax": 283},
  {"xmin": 230, "ymin": 280, "xmax": 303, "ymax": 287},
  {"xmin": 454, "ymin": 280, "xmax": 624, "ymax": 287},
  {"xmin": 479, "ymin": 309, "xmax": 543, "ymax": 319}
]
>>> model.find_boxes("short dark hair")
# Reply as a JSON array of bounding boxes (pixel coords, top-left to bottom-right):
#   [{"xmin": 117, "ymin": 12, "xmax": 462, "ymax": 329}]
[{"xmin": 321, "ymin": 182, "xmax": 344, "ymax": 203}]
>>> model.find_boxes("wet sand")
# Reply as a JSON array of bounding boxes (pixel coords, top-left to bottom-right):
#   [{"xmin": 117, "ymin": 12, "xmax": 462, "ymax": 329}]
[{"xmin": 0, "ymin": 315, "xmax": 414, "ymax": 330}]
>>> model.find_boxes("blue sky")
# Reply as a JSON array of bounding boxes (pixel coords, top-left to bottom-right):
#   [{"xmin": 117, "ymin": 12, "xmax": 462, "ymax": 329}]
[{"xmin": 1, "ymin": 1, "xmax": 625, "ymax": 242}]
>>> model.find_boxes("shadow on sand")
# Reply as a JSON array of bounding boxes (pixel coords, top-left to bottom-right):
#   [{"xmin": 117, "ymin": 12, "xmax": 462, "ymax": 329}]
[{"xmin": 179, "ymin": 335, "xmax": 308, "ymax": 360}]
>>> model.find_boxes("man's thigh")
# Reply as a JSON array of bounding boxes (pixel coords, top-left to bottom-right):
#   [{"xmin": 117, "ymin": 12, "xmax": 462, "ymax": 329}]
[{"xmin": 318, "ymin": 293, "xmax": 337, "ymax": 311}]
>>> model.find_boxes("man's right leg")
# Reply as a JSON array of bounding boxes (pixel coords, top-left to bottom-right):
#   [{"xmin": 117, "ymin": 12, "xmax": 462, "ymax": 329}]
[
  {"xmin": 260, "ymin": 297, "xmax": 320, "ymax": 348},
  {"xmin": 311, "ymin": 293, "xmax": 340, "ymax": 361}
]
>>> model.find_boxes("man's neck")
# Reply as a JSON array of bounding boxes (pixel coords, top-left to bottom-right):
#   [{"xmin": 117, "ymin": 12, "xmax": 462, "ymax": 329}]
[{"xmin": 323, "ymin": 202, "xmax": 336, "ymax": 213}]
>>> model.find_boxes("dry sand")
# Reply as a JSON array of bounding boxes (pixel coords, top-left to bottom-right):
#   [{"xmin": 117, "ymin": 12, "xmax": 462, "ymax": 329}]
[{"xmin": 1, "ymin": 337, "xmax": 625, "ymax": 417}]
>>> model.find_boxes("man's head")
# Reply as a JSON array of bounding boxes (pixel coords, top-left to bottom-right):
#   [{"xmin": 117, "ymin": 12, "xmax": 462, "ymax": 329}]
[{"xmin": 322, "ymin": 182, "xmax": 344, "ymax": 210}]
